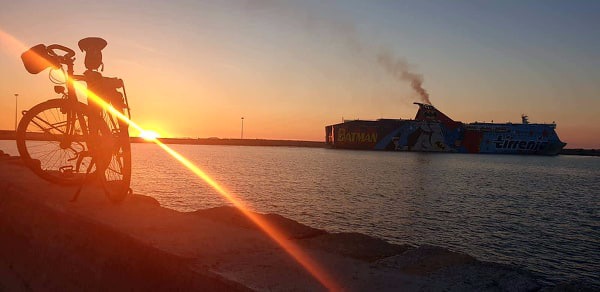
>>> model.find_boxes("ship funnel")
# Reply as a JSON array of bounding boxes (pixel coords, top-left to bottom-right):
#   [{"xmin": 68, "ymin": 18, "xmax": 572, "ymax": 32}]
[{"xmin": 414, "ymin": 102, "xmax": 455, "ymax": 122}]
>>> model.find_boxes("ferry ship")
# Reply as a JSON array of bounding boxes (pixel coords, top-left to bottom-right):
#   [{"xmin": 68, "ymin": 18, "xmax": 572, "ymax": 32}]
[{"xmin": 325, "ymin": 103, "xmax": 566, "ymax": 155}]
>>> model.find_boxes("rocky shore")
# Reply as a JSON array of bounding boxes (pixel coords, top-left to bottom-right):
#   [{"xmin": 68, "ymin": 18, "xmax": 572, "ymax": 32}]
[{"xmin": 0, "ymin": 150, "xmax": 577, "ymax": 291}]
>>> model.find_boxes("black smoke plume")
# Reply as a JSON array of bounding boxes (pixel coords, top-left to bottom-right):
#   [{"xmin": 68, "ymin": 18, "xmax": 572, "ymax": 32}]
[
  {"xmin": 241, "ymin": 2, "xmax": 433, "ymax": 105},
  {"xmin": 376, "ymin": 50, "xmax": 432, "ymax": 105}
]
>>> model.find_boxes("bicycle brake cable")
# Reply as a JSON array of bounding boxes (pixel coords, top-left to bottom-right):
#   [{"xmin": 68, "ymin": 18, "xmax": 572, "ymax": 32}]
[{"xmin": 122, "ymin": 82, "xmax": 131, "ymax": 119}]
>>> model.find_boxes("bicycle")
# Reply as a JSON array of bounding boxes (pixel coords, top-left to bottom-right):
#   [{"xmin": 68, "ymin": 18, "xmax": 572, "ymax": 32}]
[{"xmin": 16, "ymin": 37, "xmax": 132, "ymax": 203}]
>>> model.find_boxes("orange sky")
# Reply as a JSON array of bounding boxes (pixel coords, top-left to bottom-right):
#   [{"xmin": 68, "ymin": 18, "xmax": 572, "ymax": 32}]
[{"xmin": 1, "ymin": 1, "xmax": 599, "ymax": 148}]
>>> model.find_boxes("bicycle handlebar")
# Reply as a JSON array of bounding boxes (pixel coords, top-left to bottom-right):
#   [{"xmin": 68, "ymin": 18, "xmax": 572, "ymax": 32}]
[{"xmin": 47, "ymin": 44, "xmax": 76, "ymax": 59}]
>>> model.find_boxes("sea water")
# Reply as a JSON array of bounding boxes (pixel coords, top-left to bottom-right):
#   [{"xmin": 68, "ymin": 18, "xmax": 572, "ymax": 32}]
[{"xmin": 1, "ymin": 140, "xmax": 598, "ymax": 286}]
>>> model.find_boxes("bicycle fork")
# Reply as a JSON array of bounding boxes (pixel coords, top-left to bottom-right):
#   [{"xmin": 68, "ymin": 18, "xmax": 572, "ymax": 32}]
[{"xmin": 69, "ymin": 110, "xmax": 102, "ymax": 202}]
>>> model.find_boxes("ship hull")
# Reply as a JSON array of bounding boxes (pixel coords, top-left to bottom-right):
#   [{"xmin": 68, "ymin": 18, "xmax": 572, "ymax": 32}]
[{"xmin": 325, "ymin": 104, "xmax": 566, "ymax": 155}]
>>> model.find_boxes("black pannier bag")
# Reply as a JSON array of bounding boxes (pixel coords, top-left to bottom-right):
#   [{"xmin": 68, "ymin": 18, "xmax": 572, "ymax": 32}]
[
  {"xmin": 21, "ymin": 44, "xmax": 60, "ymax": 74},
  {"xmin": 102, "ymin": 77, "xmax": 125, "ymax": 108}
]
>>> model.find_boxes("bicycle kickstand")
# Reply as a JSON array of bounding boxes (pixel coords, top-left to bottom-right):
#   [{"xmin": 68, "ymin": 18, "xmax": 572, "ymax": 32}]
[{"xmin": 70, "ymin": 160, "xmax": 96, "ymax": 202}]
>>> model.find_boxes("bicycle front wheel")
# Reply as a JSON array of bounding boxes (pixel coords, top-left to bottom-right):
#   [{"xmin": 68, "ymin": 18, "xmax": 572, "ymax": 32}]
[{"xmin": 16, "ymin": 99, "xmax": 110, "ymax": 185}]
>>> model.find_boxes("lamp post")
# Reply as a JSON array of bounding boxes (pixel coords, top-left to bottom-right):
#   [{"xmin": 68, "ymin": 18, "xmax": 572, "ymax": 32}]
[
  {"xmin": 14, "ymin": 93, "xmax": 19, "ymax": 131},
  {"xmin": 241, "ymin": 117, "xmax": 244, "ymax": 139}
]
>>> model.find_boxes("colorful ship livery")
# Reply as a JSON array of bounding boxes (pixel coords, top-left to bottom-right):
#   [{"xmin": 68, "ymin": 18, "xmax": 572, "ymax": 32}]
[{"xmin": 325, "ymin": 103, "xmax": 566, "ymax": 155}]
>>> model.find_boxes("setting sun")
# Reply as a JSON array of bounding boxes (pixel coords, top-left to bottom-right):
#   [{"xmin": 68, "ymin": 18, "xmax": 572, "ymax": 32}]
[{"xmin": 139, "ymin": 130, "xmax": 160, "ymax": 141}]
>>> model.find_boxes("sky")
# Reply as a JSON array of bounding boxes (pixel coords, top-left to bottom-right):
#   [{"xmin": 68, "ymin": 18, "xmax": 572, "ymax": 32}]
[{"xmin": 1, "ymin": 0, "xmax": 599, "ymax": 148}]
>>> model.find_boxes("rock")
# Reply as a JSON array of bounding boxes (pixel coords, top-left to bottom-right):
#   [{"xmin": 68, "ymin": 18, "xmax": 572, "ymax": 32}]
[
  {"xmin": 541, "ymin": 281, "xmax": 598, "ymax": 292},
  {"xmin": 422, "ymin": 261, "xmax": 542, "ymax": 291},
  {"xmin": 301, "ymin": 232, "xmax": 411, "ymax": 262},
  {"xmin": 127, "ymin": 193, "xmax": 161, "ymax": 206},
  {"xmin": 375, "ymin": 245, "xmax": 476, "ymax": 275},
  {"xmin": 191, "ymin": 206, "xmax": 326, "ymax": 239}
]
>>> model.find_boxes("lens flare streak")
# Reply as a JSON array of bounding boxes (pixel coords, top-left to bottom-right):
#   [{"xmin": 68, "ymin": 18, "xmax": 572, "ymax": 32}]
[{"xmin": 0, "ymin": 28, "xmax": 342, "ymax": 291}]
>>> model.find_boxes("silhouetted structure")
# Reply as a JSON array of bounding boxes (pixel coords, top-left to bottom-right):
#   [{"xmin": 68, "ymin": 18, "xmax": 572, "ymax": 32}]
[{"xmin": 326, "ymin": 103, "xmax": 566, "ymax": 155}]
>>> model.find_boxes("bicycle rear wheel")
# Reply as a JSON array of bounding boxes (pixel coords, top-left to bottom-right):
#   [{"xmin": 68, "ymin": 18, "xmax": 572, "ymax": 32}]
[
  {"xmin": 99, "ymin": 109, "xmax": 131, "ymax": 203},
  {"xmin": 16, "ymin": 99, "xmax": 110, "ymax": 185}
]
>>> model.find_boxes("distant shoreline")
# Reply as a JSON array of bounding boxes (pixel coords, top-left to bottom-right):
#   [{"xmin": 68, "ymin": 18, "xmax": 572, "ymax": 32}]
[
  {"xmin": 1, "ymin": 130, "xmax": 598, "ymax": 156},
  {"xmin": 130, "ymin": 137, "xmax": 326, "ymax": 148},
  {"xmin": 0, "ymin": 129, "xmax": 325, "ymax": 148}
]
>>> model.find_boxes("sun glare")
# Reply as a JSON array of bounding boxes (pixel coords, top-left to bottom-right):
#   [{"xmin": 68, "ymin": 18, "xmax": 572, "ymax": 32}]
[{"xmin": 140, "ymin": 130, "xmax": 160, "ymax": 141}]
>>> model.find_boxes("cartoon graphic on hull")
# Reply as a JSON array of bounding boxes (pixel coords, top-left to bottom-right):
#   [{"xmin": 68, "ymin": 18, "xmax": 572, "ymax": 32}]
[
  {"xmin": 392, "ymin": 122, "xmax": 450, "ymax": 152},
  {"xmin": 325, "ymin": 103, "xmax": 566, "ymax": 155}
]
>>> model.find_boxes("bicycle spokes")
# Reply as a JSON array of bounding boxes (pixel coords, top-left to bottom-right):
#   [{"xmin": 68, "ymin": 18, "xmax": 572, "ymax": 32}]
[{"xmin": 16, "ymin": 100, "xmax": 99, "ymax": 184}]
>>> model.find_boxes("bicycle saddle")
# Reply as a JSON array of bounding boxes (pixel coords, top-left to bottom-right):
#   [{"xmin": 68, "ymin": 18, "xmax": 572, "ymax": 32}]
[{"xmin": 78, "ymin": 37, "xmax": 107, "ymax": 71}]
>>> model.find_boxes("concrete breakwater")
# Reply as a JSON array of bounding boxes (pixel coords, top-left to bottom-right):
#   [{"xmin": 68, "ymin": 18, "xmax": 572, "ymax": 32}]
[{"xmin": 0, "ymin": 151, "xmax": 580, "ymax": 291}]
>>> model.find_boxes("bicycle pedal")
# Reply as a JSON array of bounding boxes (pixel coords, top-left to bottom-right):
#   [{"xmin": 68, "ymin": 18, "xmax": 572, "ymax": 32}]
[{"xmin": 59, "ymin": 165, "xmax": 75, "ymax": 174}]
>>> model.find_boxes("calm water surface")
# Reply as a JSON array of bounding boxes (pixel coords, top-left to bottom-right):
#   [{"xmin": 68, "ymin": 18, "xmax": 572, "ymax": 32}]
[{"xmin": 1, "ymin": 141, "xmax": 598, "ymax": 286}]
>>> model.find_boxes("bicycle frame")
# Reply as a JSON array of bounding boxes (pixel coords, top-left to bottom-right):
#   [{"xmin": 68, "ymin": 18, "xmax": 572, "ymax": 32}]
[{"xmin": 53, "ymin": 49, "xmax": 123, "ymax": 150}]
